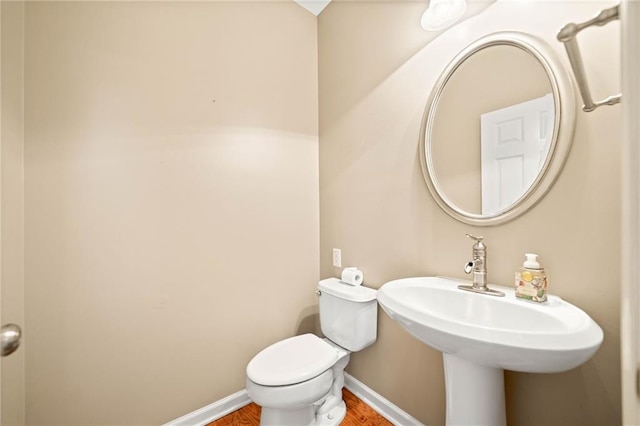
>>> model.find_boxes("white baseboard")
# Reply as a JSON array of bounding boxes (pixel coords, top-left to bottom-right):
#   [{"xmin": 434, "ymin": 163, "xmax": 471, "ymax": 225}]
[
  {"xmin": 163, "ymin": 389, "xmax": 251, "ymax": 426},
  {"xmin": 164, "ymin": 374, "xmax": 425, "ymax": 426},
  {"xmin": 344, "ymin": 372, "xmax": 426, "ymax": 426}
]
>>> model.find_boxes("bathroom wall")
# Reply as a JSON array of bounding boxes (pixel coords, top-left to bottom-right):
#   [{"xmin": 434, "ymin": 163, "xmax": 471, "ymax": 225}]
[
  {"xmin": 23, "ymin": 2, "xmax": 318, "ymax": 424},
  {"xmin": 1, "ymin": 1, "xmax": 26, "ymax": 424},
  {"xmin": 319, "ymin": 0, "xmax": 621, "ymax": 425}
]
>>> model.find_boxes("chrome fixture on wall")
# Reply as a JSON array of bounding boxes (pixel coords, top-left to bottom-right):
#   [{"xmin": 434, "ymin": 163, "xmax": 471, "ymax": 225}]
[{"xmin": 557, "ymin": 5, "xmax": 622, "ymax": 112}]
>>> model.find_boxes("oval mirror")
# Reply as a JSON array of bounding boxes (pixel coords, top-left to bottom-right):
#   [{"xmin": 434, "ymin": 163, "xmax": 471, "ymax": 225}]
[{"xmin": 420, "ymin": 31, "xmax": 576, "ymax": 226}]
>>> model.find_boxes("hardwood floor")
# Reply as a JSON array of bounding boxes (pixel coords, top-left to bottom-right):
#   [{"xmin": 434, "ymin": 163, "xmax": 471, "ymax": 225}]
[
  {"xmin": 207, "ymin": 400, "xmax": 260, "ymax": 426},
  {"xmin": 340, "ymin": 389, "xmax": 394, "ymax": 426},
  {"xmin": 207, "ymin": 389, "xmax": 393, "ymax": 426}
]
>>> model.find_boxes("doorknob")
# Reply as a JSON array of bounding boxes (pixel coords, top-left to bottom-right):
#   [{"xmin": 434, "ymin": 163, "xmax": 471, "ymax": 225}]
[{"xmin": 1, "ymin": 324, "xmax": 22, "ymax": 357}]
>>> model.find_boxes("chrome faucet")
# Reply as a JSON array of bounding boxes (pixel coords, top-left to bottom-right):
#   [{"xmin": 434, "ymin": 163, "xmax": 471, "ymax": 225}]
[
  {"xmin": 464, "ymin": 234, "xmax": 487, "ymax": 288},
  {"xmin": 459, "ymin": 234, "xmax": 505, "ymax": 297}
]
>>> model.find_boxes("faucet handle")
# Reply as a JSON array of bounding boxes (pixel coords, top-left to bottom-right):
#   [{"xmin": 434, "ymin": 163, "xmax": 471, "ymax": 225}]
[{"xmin": 466, "ymin": 233, "xmax": 486, "ymax": 250}]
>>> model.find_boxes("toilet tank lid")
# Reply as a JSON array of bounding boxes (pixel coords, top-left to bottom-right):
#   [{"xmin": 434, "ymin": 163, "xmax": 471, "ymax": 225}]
[{"xmin": 318, "ymin": 278, "xmax": 377, "ymax": 302}]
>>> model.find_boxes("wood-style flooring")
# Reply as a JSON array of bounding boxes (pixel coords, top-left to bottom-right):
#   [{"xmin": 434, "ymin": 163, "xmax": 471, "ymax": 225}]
[{"xmin": 207, "ymin": 388, "xmax": 393, "ymax": 426}]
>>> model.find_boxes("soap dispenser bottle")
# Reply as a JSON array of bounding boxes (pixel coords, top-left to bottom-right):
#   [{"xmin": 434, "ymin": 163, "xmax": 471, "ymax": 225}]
[{"xmin": 515, "ymin": 253, "xmax": 548, "ymax": 302}]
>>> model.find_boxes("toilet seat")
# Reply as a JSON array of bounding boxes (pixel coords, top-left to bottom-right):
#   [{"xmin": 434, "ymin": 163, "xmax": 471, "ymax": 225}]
[{"xmin": 247, "ymin": 334, "xmax": 338, "ymax": 386}]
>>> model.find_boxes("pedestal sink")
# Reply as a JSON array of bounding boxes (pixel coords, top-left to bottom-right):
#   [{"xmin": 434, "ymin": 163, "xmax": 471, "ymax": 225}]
[{"xmin": 377, "ymin": 276, "xmax": 603, "ymax": 426}]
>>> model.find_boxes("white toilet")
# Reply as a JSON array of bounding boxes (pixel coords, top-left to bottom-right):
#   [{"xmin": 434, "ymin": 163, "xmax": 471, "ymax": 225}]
[{"xmin": 246, "ymin": 277, "xmax": 378, "ymax": 426}]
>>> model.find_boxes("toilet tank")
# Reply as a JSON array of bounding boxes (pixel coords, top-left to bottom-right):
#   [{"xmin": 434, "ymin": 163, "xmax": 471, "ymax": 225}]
[{"xmin": 318, "ymin": 278, "xmax": 377, "ymax": 351}]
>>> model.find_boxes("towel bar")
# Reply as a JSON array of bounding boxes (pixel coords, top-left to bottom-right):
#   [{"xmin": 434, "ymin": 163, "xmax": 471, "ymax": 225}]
[{"xmin": 558, "ymin": 5, "xmax": 621, "ymax": 112}]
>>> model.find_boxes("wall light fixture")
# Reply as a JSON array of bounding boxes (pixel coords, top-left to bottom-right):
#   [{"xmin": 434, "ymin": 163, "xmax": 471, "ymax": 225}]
[{"xmin": 421, "ymin": 0, "xmax": 467, "ymax": 31}]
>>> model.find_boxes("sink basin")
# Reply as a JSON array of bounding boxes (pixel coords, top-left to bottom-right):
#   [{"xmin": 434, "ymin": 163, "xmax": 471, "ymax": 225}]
[
  {"xmin": 377, "ymin": 276, "xmax": 603, "ymax": 426},
  {"xmin": 377, "ymin": 276, "xmax": 603, "ymax": 373}
]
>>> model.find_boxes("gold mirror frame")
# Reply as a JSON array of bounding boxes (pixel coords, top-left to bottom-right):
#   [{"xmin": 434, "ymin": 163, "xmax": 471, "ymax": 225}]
[{"xmin": 420, "ymin": 31, "xmax": 576, "ymax": 226}]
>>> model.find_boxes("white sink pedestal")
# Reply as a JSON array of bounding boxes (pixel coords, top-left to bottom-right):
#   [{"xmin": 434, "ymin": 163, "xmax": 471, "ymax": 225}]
[
  {"xmin": 377, "ymin": 277, "xmax": 603, "ymax": 426},
  {"xmin": 443, "ymin": 353, "xmax": 506, "ymax": 426}
]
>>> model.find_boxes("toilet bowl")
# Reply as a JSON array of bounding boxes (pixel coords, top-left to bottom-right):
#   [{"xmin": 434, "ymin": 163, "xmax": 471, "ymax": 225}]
[{"xmin": 245, "ymin": 278, "xmax": 378, "ymax": 426}]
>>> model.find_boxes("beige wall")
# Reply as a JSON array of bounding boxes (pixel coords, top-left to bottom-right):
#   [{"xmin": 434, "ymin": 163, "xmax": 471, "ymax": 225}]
[
  {"xmin": 1, "ymin": 1, "xmax": 26, "ymax": 425},
  {"xmin": 319, "ymin": 0, "xmax": 621, "ymax": 425},
  {"xmin": 23, "ymin": 2, "xmax": 318, "ymax": 424}
]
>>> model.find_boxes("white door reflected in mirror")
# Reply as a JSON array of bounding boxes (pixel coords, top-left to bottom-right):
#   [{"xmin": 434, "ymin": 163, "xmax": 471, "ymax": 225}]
[{"xmin": 480, "ymin": 93, "xmax": 554, "ymax": 214}]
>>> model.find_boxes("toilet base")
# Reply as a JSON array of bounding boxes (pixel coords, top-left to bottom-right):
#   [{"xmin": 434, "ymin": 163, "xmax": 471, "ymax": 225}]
[
  {"xmin": 316, "ymin": 400, "xmax": 346, "ymax": 426},
  {"xmin": 259, "ymin": 399, "xmax": 346, "ymax": 426},
  {"xmin": 260, "ymin": 405, "xmax": 315, "ymax": 426}
]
